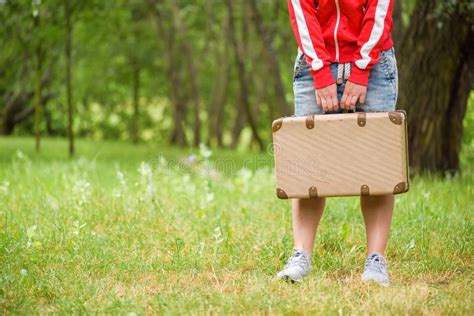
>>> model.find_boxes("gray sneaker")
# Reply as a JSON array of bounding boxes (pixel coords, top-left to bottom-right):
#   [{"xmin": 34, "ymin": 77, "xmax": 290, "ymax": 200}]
[
  {"xmin": 361, "ymin": 252, "xmax": 390, "ymax": 287},
  {"xmin": 277, "ymin": 248, "xmax": 311, "ymax": 282}
]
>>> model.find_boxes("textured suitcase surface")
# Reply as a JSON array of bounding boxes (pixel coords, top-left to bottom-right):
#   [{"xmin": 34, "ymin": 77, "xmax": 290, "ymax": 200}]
[{"xmin": 272, "ymin": 111, "xmax": 409, "ymax": 198}]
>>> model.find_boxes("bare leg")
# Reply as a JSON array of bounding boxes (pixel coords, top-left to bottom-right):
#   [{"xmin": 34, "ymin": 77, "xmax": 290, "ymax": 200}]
[
  {"xmin": 360, "ymin": 195, "xmax": 394, "ymax": 256},
  {"xmin": 292, "ymin": 197, "xmax": 326, "ymax": 256}
]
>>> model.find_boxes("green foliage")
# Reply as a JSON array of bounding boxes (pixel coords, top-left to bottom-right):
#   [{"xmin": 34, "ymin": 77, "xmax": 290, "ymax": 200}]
[
  {"xmin": 0, "ymin": 0, "xmax": 62, "ymax": 94},
  {"xmin": 401, "ymin": 0, "xmax": 417, "ymax": 26},
  {"xmin": 0, "ymin": 137, "xmax": 472, "ymax": 313},
  {"xmin": 433, "ymin": 0, "xmax": 474, "ymax": 21},
  {"xmin": 1, "ymin": 0, "xmax": 473, "ymax": 152},
  {"xmin": 0, "ymin": 0, "xmax": 295, "ymax": 145}
]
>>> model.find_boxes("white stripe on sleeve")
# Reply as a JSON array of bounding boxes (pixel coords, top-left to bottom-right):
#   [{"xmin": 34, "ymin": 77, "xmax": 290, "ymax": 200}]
[
  {"xmin": 355, "ymin": 0, "xmax": 390, "ymax": 69},
  {"xmin": 291, "ymin": 0, "xmax": 324, "ymax": 71}
]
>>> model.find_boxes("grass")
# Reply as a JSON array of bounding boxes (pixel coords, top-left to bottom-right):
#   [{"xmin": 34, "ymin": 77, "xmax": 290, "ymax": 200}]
[{"xmin": 0, "ymin": 136, "xmax": 473, "ymax": 314}]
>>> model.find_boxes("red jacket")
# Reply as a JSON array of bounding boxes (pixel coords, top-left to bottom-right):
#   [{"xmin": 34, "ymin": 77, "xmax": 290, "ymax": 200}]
[{"xmin": 288, "ymin": 0, "xmax": 394, "ymax": 88}]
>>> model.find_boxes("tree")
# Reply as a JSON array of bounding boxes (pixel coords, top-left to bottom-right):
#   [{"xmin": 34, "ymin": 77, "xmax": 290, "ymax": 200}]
[
  {"xmin": 248, "ymin": 0, "xmax": 290, "ymax": 117},
  {"xmin": 398, "ymin": 0, "xmax": 474, "ymax": 174},
  {"xmin": 225, "ymin": 0, "xmax": 264, "ymax": 150},
  {"xmin": 129, "ymin": 2, "xmax": 145, "ymax": 144},
  {"xmin": 64, "ymin": 0, "xmax": 74, "ymax": 156},
  {"xmin": 169, "ymin": 0, "xmax": 201, "ymax": 147},
  {"xmin": 1, "ymin": 0, "xmax": 59, "ymax": 137},
  {"xmin": 207, "ymin": 14, "xmax": 230, "ymax": 147},
  {"xmin": 63, "ymin": 0, "xmax": 103, "ymax": 154},
  {"xmin": 392, "ymin": 0, "xmax": 404, "ymax": 47},
  {"xmin": 148, "ymin": 0, "xmax": 189, "ymax": 146},
  {"xmin": 33, "ymin": 2, "xmax": 44, "ymax": 151}
]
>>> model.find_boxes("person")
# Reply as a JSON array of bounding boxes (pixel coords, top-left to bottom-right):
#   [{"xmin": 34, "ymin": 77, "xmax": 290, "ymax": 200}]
[{"xmin": 277, "ymin": 0, "xmax": 398, "ymax": 287}]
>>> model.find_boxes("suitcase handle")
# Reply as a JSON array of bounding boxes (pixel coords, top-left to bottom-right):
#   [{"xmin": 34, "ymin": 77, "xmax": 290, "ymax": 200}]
[{"xmin": 341, "ymin": 109, "xmax": 355, "ymax": 114}]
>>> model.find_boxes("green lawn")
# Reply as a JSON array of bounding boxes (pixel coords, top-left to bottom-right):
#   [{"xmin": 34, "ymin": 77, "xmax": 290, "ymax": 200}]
[{"xmin": 1, "ymin": 137, "xmax": 473, "ymax": 314}]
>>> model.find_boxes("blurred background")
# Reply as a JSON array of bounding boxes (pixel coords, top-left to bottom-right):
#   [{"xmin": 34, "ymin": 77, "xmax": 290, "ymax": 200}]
[{"xmin": 1, "ymin": 0, "xmax": 473, "ymax": 174}]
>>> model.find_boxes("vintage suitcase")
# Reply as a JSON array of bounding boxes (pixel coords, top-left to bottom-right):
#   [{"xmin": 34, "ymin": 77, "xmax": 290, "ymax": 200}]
[{"xmin": 272, "ymin": 111, "xmax": 409, "ymax": 198}]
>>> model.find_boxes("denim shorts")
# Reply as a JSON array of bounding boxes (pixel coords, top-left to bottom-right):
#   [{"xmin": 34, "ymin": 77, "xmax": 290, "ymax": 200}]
[{"xmin": 293, "ymin": 48, "xmax": 398, "ymax": 116}]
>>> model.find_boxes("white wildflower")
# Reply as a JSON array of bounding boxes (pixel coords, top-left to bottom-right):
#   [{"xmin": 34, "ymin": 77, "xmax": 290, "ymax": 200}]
[
  {"xmin": 237, "ymin": 167, "xmax": 253, "ymax": 193},
  {"xmin": 73, "ymin": 179, "xmax": 92, "ymax": 204},
  {"xmin": 70, "ymin": 221, "xmax": 87, "ymax": 237},
  {"xmin": 198, "ymin": 241, "xmax": 205, "ymax": 256},
  {"xmin": 237, "ymin": 167, "xmax": 253, "ymax": 180},
  {"xmin": 0, "ymin": 180, "xmax": 10, "ymax": 194},
  {"xmin": 26, "ymin": 225, "xmax": 38, "ymax": 248},
  {"xmin": 13, "ymin": 149, "xmax": 31, "ymax": 170},
  {"xmin": 15, "ymin": 149, "xmax": 26, "ymax": 161},
  {"xmin": 199, "ymin": 143, "xmax": 212, "ymax": 159},
  {"xmin": 46, "ymin": 195, "xmax": 59, "ymax": 211},
  {"xmin": 206, "ymin": 192, "xmax": 215, "ymax": 203},
  {"xmin": 139, "ymin": 162, "xmax": 155, "ymax": 201},
  {"xmin": 155, "ymin": 155, "xmax": 168, "ymax": 174},
  {"xmin": 213, "ymin": 226, "xmax": 224, "ymax": 244},
  {"xmin": 139, "ymin": 162, "xmax": 153, "ymax": 178}
]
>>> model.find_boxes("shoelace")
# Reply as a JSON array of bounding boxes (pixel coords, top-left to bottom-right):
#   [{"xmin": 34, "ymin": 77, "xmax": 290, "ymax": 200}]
[
  {"xmin": 365, "ymin": 254, "xmax": 386, "ymax": 273},
  {"xmin": 285, "ymin": 249, "xmax": 309, "ymax": 269}
]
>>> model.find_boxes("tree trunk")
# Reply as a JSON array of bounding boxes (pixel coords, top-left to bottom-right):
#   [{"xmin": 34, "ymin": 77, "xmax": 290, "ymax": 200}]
[
  {"xmin": 170, "ymin": 0, "xmax": 201, "ymax": 147},
  {"xmin": 230, "ymin": 2, "xmax": 248, "ymax": 148},
  {"xmin": 392, "ymin": 0, "xmax": 404, "ymax": 48},
  {"xmin": 34, "ymin": 13, "xmax": 42, "ymax": 152},
  {"xmin": 148, "ymin": 0, "xmax": 187, "ymax": 146},
  {"xmin": 208, "ymin": 23, "xmax": 230, "ymax": 147},
  {"xmin": 2, "ymin": 68, "xmax": 53, "ymax": 135},
  {"xmin": 443, "ymin": 27, "xmax": 474, "ymax": 174},
  {"xmin": 44, "ymin": 105, "xmax": 55, "ymax": 136},
  {"xmin": 131, "ymin": 64, "xmax": 140, "ymax": 144},
  {"xmin": 248, "ymin": 0, "xmax": 290, "ymax": 116},
  {"xmin": 230, "ymin": 105, "xmax": 246, "ymax": 148},
  {"xmin": 226, "ymin": 0, "xmax": 264, "ymax": 150},
  {"xmin": 398, "ymin": 0, "xmax": 474, "ymax": 174},
  {"xmin": 64, "ymin": 0, "xmax": 74, "ymax": 157}
]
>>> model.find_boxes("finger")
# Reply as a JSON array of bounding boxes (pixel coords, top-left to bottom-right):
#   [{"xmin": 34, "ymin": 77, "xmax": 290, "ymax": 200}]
[
  {"xmin": 321, "ymin": 96, "xmax": 328, "ymax": 112},
  {"xmin": 324, "ymin": 95, "xmax": 334, "ymax": 112},
  {"xmin": 315, "ymin": 91, "xmax": 321, "ymax": 107},
  {"xmin": 341, "ymin": 92, "xmax": 348, "ymax": 109},
  {"xmin": 331, "ymin": 93, "xmax": 339, "ymax": 111},
  {"xmin": 341, "ymin": 91, "xmax": 350, "ymax": 109},
  {"xmin": 317, "ymin": 95, "xmax": 322, "ymax": 109},
  {"xmin": 359, "ymin": 92, "xmax": 366, "ymax": 105},
  {"xmin": 324, "ymin": 95, "xmax": 333, "ymax": 112},
  {"xmin": 350, "ymin": 95, "xmax": 358, "ymax": 110}
]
